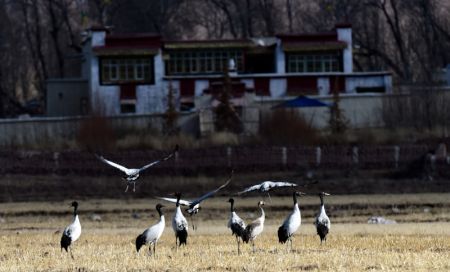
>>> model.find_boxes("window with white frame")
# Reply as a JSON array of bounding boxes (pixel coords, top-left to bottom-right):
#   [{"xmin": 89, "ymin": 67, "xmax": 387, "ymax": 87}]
[
  {"xmin": 287, "ymin": 54, "xmax": 341, "ymax": 73},
  {"xmin": 166, "ymin": 50, "xmax": 243, "ymax": 75},
  {"xmin": 101, "ymin": 57, "xmax": 154, "ymax": 84}
]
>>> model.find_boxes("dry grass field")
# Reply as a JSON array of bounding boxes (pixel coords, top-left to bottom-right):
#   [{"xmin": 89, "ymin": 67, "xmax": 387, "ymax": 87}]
[{"xmin": 0, "ymin": 194, "xmax": 449, "ymax": 271}]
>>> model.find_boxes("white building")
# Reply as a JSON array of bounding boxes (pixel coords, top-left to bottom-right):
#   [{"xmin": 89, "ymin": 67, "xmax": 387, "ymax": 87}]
[{"xmin": 49, "ymin": 24, "xmax": 392, "ymax": 116}]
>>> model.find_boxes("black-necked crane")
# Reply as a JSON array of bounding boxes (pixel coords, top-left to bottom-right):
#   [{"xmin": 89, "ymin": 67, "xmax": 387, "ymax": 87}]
[
  {"xmin": 96, "ymin": 145, "xmax": 178, "ymax": 192},
  {"xmin": 242, "ymin": 201, "xmax": 265, "ymax": 253},
  {"xmin": 277, "ymin": 191, "xmax": 306, "ymax": 252},
  {"xmin": 135, "ymin": 203, "xmax": 165, "ymax": 256},
  {"xmin": 315, "ymin": 192, "xmax": 331, "ymax": 244},
  {"xmin": 60, "ymin": 201, "xmax": 81, "ymax": 259},
  {"xmin": 227, "ymin": 198, "xmax": 246, "ymax": 255},
  {"xmin": 238, "ymin": 180, "xmax": 316, "ymax": 202},
  {"xmin": 158, "ymin": 170, "xmax": 232, "ymax": 230},
  {"xmin": 172, "ymin": 192, "xmax": 188, "ymax": 249}
]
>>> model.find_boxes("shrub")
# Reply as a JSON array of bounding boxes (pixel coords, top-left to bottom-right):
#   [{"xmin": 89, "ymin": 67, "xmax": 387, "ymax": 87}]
[
  {"xmin": 76, "ymin": 115, "xmax": 115, "ymax": 152},
  {"xmin": 259, "ymin": 109, "xmax": 321, "ymax": 145}
]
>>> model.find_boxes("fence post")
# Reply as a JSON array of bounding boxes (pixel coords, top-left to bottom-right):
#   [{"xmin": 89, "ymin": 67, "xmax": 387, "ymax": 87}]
[
  {"xmin": 352, "ymin": 146, "xmax": 359, "ymax": 165},
  {"xmin": 281, "ymin": 147, "xmax": 287, "ymax": 166},
  {"xmin": 227, "ymin": 146, "xmax": 232, "ymax": 167},
  {"xmin": 316, "ymin": 146, "xmax": 321, "ymax": 167},
  {"xmin": 394, "ymin": 145, "xmax": 400, "ymax": 168},
  {"xmin": 53, "ymin": 152, "xmax": 59, "ymax": 173}
]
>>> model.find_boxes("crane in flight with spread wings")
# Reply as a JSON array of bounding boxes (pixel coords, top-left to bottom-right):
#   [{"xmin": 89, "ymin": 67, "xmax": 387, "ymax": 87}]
[
  {"xmin": 158, "ymin": 170, "xmax": 233, "ymax": 230},
  {"xmin": 237, "ymin": 180, "xmax": 317, "ymax": 202},
  {"xmin": 96, "ymin": 145, "xmax": 178, "ymax": 192}
]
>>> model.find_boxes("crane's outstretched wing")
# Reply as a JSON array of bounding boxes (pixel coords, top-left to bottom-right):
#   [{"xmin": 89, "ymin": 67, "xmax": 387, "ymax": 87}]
[
  {"xmin": 96, "ymin": 155, "xmax": 130, "ymax": 173},
  {"xmin": 237, "ymin": 184, "xmax": 262, "ymax": 195},
  {"xmin": 139, "ymin": 145, "xmax": 179, "ymax": 172},
  {"xmin": 271, "ymin": 181, "xmax": 298, "ymax": 188},
  {"xmin": 156, "ymin": 196, "xmax": 192, "ymax": 207},
  {"xmin": 191, "ymin": 170, "xmax": 233, "ymax": 206}
]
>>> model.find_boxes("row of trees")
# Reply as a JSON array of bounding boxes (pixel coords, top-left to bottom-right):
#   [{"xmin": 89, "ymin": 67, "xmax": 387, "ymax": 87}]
[{"xmin": 0, "ymin": 0, "xmax": 449, "ymax": 117}]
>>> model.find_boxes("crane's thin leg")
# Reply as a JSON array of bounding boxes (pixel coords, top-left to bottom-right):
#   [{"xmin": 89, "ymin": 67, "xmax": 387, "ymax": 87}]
[
  {"xmin": 252, "ymin": 240, "xmax": 255, "ymax": 253},
  {"xmin": 290, "ymin": 238, "xmax": 293, "ymax": 252},
  {"xmin": 153, "ymin": 243, "xmax": 156, "ymax": 257},
  {"xmin": 236, "ymin": 236, "xmax": 240, "ymax": 255},
  {"xmin": 175, "ymin": 236, "xmax": 178, "ymax": 251},
  {"xmin": 69, "ymin": 247, "xmax": 74, "ymax": 260},
  {"xmin": 267, "ymin": 192, "xmax": 272, "ymax": 203},
  {"xmin": 133, "ymin": 182, "xmax": 136, "ymax": 192},
  {"xmin": 125, "ymin": 184, "xmax": 129, "ymax": 192},
  {"xmin": 190, "ymin": 215, "xmax": 196, "ymax": 231}
]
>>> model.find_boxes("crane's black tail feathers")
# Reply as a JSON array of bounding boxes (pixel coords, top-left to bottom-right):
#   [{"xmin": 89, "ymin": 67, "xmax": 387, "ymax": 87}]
[
  {"xmin": 60, "ymin": 233, "xmax": 71, "ymax": 252},
  {"xmin": 317, "ymin": 224, "xmax": 329, "ymax": 242},
  {"xmin": 135, "ymin": 234, "xmax": 146, "ymax": 252},
  {"xmin": 231, "ymin": 223, "xmax": 245, "ymax": 239},
  {"xmin": 241, "ymin": 226, "xmax": 252, "ymax": 243},
  {"xmin": 278, "ymin": 226, "xmax": 289, "ymax": 244},
  {"xmin": 177, "ymin": 229, "xmax": 188, "ymax": 246}
]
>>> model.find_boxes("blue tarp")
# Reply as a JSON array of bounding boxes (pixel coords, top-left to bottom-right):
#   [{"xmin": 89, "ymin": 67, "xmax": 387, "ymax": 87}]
[{"xmin": 273, "ymin": 95, "xmax": 330, "ymax": 108}]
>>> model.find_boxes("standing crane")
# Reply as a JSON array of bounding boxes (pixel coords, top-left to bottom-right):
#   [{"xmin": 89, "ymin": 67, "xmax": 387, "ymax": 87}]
[
  {"xmin": 60, "ymin": 201, "xmax": 82, "ymax": 259},
  {"xmin": 277, "ymin": 191, "xmax": 306, "ymax": 252},
  {"xmin": 158, "ymin": 170, "xmax": 232, "ymax": 230},
  {"xmin": 315, "ymin": 192, "xmax": 331, "ymax": 244},
  {"xmin": 172, "ymin": 192, "xmax": 188, "ymax": 249},
  {"xmin": 227, "ymin": 198, "xmax": 246, "ymax": 255},
  {"xmin": 242, "ymin": 201, "xmax": 265, "ymax": 253},
  {"xmin": 135, "ymin": 203, "xmax": 165, "ymax": 256}
]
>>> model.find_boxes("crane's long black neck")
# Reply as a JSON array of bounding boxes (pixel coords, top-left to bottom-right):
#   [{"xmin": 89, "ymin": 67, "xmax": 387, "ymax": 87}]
[
  {"xmin": 293, "ymin": 192, "xmax": 298, "ymax": 205},
  {"xmin": 319, "ymin": 195, "xmax": 324, "ymax": 206},
  {"xmin": 176, "ymin": 194, "xmax": 181, "ymax": 207},
  {"xmin": 230, "ymin": 200, "xmax": 235, "ymax": 212},
  {"xmin": 157, "ymin": 206, "xmax": 163, "ymax": 217},
  {"xmin": 73, "ymin": 205, "xmax": 78, "ymax": 217}
]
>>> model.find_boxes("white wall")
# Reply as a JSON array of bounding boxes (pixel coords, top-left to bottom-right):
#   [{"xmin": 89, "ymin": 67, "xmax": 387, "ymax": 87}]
[
  {"xmin": 0, "ymin": 113, "xmax": 199, "ymax": 147},
  {"xmin": 258, "ymin": 94, "xmax": 394, "ymax": 129},
  {"xmin": 346, "ymin": 76, "xmax": 387, "ymax": 93},
  {"xmin": 241, "ymin": 79, "xmax": 255, "ymax": 89},
  {"xmin": 99, "ymin": 86, "xmax": 121, "ymax": 115},
  {"xmin": 136, "ymin": 85, "xmax": 163, "ymax": 113},
  {"xmin": 195, "ymin": 80, "xmax": 209, "ymax": 96},
  {"xmin": 336, "ymin": 27, "xmax": 353, "ymax": 73},
  {"xmin": 87, "ymin": 31, "xmax": 169, "ymax": 115},
  {"xmin": 317, "ymin": 77, "xmax": 330, "ymax": 95},
  {"xmin": 270, "ymin": 78, "xmax": 287, "ymax": 97},
  {"xmin": 275, "ymin": 39, "xmax": 286, "ymax": 74}
]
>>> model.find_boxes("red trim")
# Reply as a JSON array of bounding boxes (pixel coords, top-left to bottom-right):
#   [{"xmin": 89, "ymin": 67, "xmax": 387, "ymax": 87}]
[
  {"xmin": 287, "ymin": 77, "xmax": 317, "ymax": 95},
  {"xmin": 330, "ymin": 76, "xmax": 346, "ymax": 93},
  {"xmin": 206, "ymin": 79, "xmax": 246, "ymax": 98},
  {"xmin": 254, "ymin": 78, "xmax": 270, "ymax": 96},
  {"xmin": 120, "ymin": 84, "xmax": 136, "ymax": 99},
  {"xmin": 277, "ymin": 32, "xmax": 338, "ymax": 43},
  {"xmin": 103, "ymin": 34, "xmax": 162, "ymax": 48},
  {"xmin": 179, "ymin": 79, "xmax": 195, "ymax": 97},
  {"xmin": 335, "ymin": 23, "xmax": 352, "ymax": 28},
  {"xmin": 88, "ymin": 25, "xmax": 110, "ymax": 32},
  {"xmin": 164, "ymin": 39, "xmax": 251, "ymax": 45}
]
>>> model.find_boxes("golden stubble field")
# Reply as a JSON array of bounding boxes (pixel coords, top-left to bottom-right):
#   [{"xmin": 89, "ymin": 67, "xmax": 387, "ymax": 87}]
[{"xmin": 1, "ymin": 194, "xmax": 450, "ymax": 271}]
